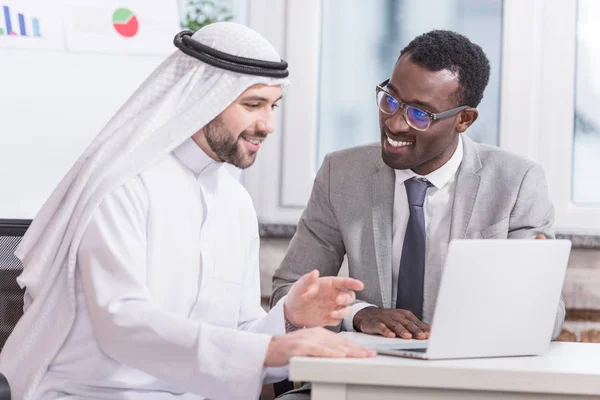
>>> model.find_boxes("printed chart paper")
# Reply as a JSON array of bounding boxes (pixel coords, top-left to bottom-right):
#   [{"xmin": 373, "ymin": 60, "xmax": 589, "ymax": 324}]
[
  {"xmin": 63, "ymin": 0, "xmax": 180, "ymax": 55},
  {"xmin": 0, "ymin": 1, "xmax": 64, "ymax": 50}
]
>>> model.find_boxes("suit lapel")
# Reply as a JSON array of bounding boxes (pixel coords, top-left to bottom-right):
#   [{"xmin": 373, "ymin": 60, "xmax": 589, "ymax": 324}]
[
  {"xmin": 370, "ymin": 157, "xmax": 395, "ymax": 308},
  {"xmin": 450, "ymin": 135, "xmax": 483, "ymax": 240}
]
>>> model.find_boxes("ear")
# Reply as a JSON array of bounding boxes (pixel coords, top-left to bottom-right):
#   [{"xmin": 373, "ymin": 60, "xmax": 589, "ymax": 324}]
[{"xmin": 456, "ymin": 108, "xmax": 478, "ymax": 133}]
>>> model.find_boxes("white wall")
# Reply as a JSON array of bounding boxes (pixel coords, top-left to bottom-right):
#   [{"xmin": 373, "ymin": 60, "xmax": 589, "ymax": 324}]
[
  {"xmin": 0, "ymin": 0, "xmax": 187, "ymax": 220},
  {"xmin": 0, "ymin": 48, "xmax": 165, "ymax": 219},
  {"xmin": 0, "ymin": 1, "xmax": 254, "ymax": 220}
]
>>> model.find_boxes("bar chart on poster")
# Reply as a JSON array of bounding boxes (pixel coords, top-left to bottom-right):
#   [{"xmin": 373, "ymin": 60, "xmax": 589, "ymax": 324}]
[
  {"xmin": 0, "ymin": 2, "xmax": 63, "ymax": 49},
  {"xmin": 0, "ymin": 5, "xmax": 41, "ymax": 37},
  {"xmin": 0, "ymin": 0, "xmax": 180, "ymax": 220}
]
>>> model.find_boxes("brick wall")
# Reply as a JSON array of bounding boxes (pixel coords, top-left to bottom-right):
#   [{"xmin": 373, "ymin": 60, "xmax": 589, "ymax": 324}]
[{"xmin": 558, "ymin": 248, "xmax": 600, "ymax": 343}]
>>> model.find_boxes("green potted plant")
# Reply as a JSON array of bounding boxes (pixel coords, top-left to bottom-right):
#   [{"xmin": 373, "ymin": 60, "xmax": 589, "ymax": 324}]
[{"xmin": 181, "ymin": 0, "xmax": 234, "ymax": 31}]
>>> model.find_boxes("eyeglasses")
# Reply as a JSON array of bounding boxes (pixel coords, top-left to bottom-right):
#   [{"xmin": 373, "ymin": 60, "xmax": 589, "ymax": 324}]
[{"xmin": 375, "ymin": 79, "xmax": 469, "ymax": 131}]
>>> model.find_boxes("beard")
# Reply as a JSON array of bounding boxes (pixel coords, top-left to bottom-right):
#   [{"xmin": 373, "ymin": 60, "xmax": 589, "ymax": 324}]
[{"xmin": 204, "ymin": 116, "xmax": 266, "ymax": 169}]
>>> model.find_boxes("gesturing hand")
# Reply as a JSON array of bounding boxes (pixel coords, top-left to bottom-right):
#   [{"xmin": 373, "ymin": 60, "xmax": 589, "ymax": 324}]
[
  {"xmin": 353, "ymin": 307, "xmax": 430, "ymax": 340},
  {"xmin": 284, "ymin": 270, "xmax": 365, "ymax": 328}
]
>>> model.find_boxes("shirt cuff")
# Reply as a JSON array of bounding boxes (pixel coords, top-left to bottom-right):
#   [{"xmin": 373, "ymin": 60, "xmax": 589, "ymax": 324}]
[
  {"xmin": 217, "ymin": 329, "xmax": 273, "ymax": 400},
  {"xmin": 262, "ymin": 297, "xmax": 289, "ymax": 383},
  {"xmin": 266, "ymin": 296, "xmax": 286, "ymax": 336},
  {"xmin": 342, "ymin": 302, "xmax": 377, "ymax": 332},
  {"xmin": 263, "ymin": 365, "xmax": 289, "ymax": 384}
]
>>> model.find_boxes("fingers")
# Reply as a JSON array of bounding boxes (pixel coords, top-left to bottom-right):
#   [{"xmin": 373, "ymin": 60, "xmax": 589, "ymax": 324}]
[
  {"xmin": 396, "ymin": 319, "xmax": 427, "ymax": 340},
  {"xmin": 376, "ymin": 322, "xmax": 396, "ymax": 338},
  {"xmin": 329, "ymin": 305, "xmax": 352, "ymax": 320},
  {"xmin": 535, "ymin": 234, "xmax": 546, "ymax": 239},
  {"xmin": 295, "ymin": 270, "xmax": 320, "ymax": 298},
  {"xmin": 312, "ymin": 345, "xmax": 346, "ymax": 358},
  {"xmin": 357, "ymin": 309, "xmax": 430, "ymax": 340},
  {"xmin": 416, "ymin": 325, "xmax": 431, "ymax": 339},
  {"xmin": 316, "ymin": 344, "xmax": 375, "ymax": 358},
  {"xmin": 387, "ymin": 319, "xmax": 412, "ymax": 339},
  {"xmin": 300, "ymin": 270, "xmax": 320, "ymax": 288},
  {"xmin": 360, "ymin": 310, "xmax": 411, "ymax": 339},
  {"xmin": 332, "ymin": 276, "xmax": 365, "ymax": 292},
  {"xmin": 403, "ymin": 312, "xmax": 431, "ymax": 338},
  {"xmin": 339, "ymin": 339, "xmax": 377, "ymax": 358},
  {"xmin": 353, "ymin": 307, "xmax": 396, "ymax": 338},
  {"xmin": 335, "ymin": 290, "xmax": 356, "ymax": 306},
  {"xmin": 361, "ymin": 321, "xmax": 397, "ymax": 338},
  {"xmin": 317, "ymin": 335, "xmax": 376, "ymax": 358},
  {"xmin": 296, "ymin": 329, "xmax": 376, "ymax": 359}
]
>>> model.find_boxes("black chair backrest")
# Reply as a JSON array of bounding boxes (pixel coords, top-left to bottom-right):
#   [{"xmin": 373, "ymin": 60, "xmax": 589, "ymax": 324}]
[
  {"xmin": 0, "ymin": 219, "xmax": 28, "ymax": 400},
  {"xmin": 0, "ymin": 372, "xmax": 9, "ymax": 400},
  {"xmin": 0, "ymin": 220, "xmax": 27, "ymax": 351}
]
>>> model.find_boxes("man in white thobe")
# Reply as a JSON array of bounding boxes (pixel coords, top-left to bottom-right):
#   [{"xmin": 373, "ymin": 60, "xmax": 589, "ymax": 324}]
[{"xmin": 0, "ymin": 22, "xmax": 374, "ymax": 400}]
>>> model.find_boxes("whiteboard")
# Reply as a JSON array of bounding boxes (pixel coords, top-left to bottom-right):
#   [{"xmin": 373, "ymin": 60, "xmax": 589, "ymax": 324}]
[{"xmin": 0, "ymin": 1, "xmax": 179, "ymax": 220}]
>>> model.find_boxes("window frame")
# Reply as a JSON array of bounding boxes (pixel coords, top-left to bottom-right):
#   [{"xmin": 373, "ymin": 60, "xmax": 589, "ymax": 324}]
[{"xmin": 245, "ymin": 0, "xmax": 600, "ymax": 234}]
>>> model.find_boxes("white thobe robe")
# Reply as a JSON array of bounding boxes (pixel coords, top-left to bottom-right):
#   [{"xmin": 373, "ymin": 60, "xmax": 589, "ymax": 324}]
[{"xmin": 34, "ymin": 139, "xmax": 286, "ymax": 399}]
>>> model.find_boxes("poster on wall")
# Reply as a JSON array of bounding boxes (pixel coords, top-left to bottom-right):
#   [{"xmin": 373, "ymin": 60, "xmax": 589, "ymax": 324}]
[
  {"xmin": 0, "ymin": 1, "xmax": 65, "ymax": 50},
  {"xmin": 63, "ymin": 0, "xmax": 180, "ymax": 56}
]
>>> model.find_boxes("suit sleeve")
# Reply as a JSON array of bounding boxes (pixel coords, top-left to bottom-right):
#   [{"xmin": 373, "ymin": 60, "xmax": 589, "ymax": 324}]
[{"xmin": 508, "ymin": 163, "xmax": 565, "ymax": 339}]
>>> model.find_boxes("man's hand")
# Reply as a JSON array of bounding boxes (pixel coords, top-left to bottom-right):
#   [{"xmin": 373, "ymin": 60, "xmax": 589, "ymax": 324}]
[
  {"xmin": 263, "ymin": 327, "xmax": 376, "ymax": 367},
  {"xmin": 353, "ymin": 307, "xmax": 430, "ymax": 339},
  {"xmin": 284, "ymin": 270, "xmax": 364, "ymax": 328}
]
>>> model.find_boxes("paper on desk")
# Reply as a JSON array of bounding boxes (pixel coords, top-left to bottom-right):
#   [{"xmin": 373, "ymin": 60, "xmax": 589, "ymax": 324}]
[{"xmin": 340, "ymin": 331, "xmax": 429, "ymax": 350}]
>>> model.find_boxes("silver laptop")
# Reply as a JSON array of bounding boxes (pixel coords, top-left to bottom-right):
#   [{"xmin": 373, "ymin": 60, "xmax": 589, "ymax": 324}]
[{"xmin": 377, "ymin": 239, "xmax": 571, "ymax": 360}]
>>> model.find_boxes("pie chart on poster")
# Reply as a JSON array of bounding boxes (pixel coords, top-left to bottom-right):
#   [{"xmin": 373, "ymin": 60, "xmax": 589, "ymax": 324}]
[{"xmin": 112, "ymin": 8, "xmax": 139, "ymax": 38}]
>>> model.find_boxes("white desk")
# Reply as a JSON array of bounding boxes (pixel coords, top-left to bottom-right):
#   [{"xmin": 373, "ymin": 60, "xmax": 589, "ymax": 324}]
[{"xmin": 290, "ymin": 340, "xmax": 600, "ymax": 399}]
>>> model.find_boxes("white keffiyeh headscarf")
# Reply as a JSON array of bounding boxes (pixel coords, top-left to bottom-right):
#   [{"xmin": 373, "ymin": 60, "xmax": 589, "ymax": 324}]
[{"xmin": 0, "ymin": 22, "xmax": 290, "ymax": 399}]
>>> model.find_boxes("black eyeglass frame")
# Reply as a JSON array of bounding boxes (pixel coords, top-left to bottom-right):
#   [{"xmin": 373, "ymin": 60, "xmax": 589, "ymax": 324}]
[{"xmin": 375, "ymin": 79, "xmax": 469, "ymax": 131}]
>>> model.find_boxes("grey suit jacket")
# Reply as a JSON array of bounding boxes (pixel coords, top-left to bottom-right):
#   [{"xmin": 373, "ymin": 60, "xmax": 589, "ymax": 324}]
[{"xmin": 271, "ymin": 135, "xmax": 565, "ymax": 339}]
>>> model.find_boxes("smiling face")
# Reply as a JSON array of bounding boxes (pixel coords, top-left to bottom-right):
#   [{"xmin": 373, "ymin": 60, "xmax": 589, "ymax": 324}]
[
  {"xmin": 380, "ymin": 54, "xmax": 477, "ymax": 175},
  {"xmin": 193, "ymin": 83, "xmax": 283, "ymax": 169}
]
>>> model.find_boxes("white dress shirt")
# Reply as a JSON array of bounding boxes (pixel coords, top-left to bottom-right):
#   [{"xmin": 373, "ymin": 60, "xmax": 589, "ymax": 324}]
[
  {"xmin": 35, "ymin": 139, "xmax": 286, "ymax": 400},
  {"xmin": 345, "ymin": 136, "xmax": 464, "ymax": 329}
]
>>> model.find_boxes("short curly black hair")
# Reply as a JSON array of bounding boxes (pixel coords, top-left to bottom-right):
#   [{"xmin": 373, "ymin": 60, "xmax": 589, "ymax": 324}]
[{"xmin": 399, "ymin": 30, "xmax": 490, "ymax": 107}]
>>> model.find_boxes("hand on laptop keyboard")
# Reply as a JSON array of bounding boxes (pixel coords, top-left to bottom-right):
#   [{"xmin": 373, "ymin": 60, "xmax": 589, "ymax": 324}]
[{"xmin": 353, "ymin": 307, "xmax": 430, "ymax": 340}]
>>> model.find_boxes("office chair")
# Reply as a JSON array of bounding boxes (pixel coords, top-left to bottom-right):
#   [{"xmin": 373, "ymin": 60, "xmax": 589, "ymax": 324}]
[
  {"xmin": 273, "ymin": 379, "xmax": 295, "ymax": 398},
  {"xmin": 0, "ymin": 219, "xmax": 29, "ymax": 400}
]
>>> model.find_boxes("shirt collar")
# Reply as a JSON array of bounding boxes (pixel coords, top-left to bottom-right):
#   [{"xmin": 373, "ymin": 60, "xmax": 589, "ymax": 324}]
[
  {"xmin": 394, "ymin": 135, "xmax": 464, "ymax": 189},
  {"xmin": 172, "ymin": 138, "xmax": 221, "ymax": 176}
]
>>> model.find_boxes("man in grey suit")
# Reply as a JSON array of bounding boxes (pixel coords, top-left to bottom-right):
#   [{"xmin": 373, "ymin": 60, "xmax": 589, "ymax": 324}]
[{"xmin": 270, "ymin": 29, "xmax": 565, "ymax": 399}]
